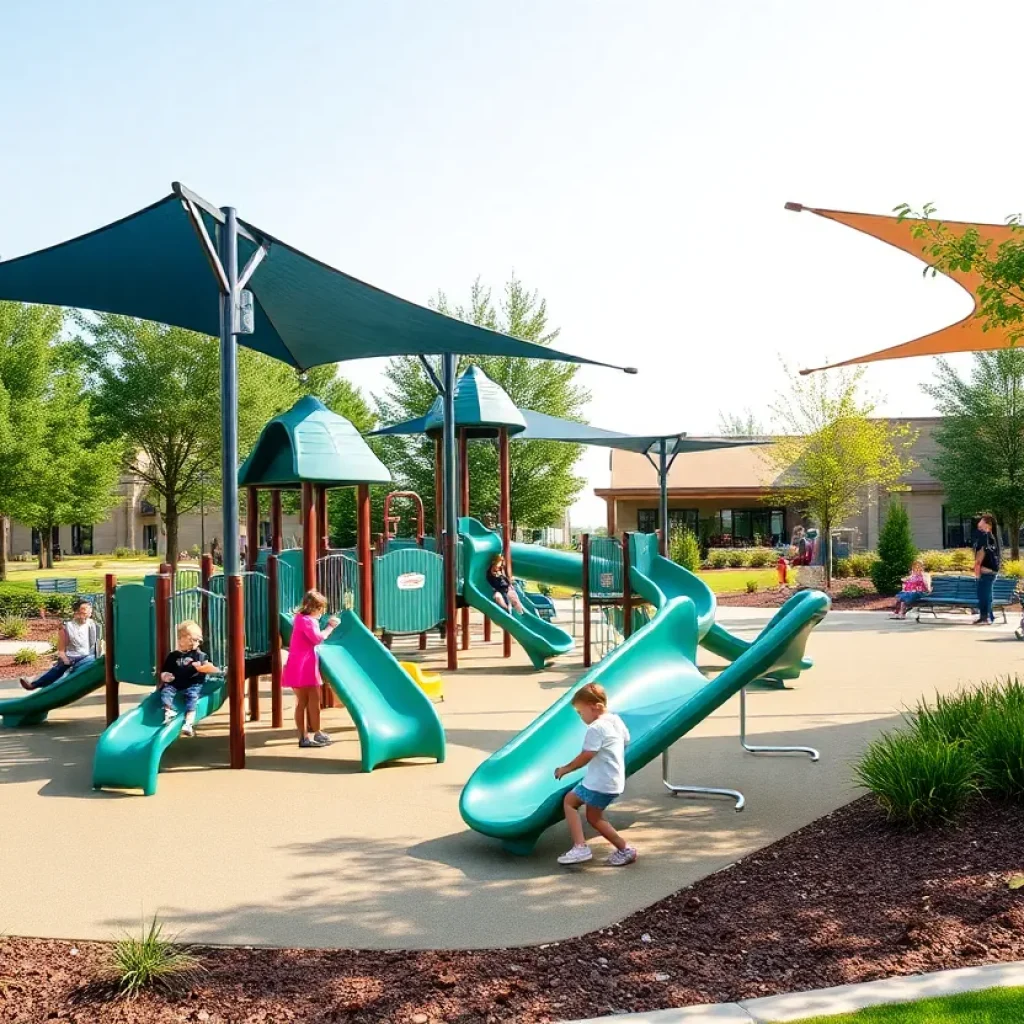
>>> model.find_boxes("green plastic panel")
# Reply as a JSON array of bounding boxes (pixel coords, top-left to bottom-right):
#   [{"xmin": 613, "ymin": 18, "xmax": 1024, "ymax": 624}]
[
  {"xmin": 114, "ymin": 583, "xmax": 156, "ymax": 685},
  {"xmin": 374, "ymin": 548, "xmax": 445, "ymax": 634}
]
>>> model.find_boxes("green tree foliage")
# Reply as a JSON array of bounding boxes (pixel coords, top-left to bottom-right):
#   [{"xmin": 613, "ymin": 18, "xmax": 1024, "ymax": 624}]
[
  {"xmin": 0, "ymin": 302, "xmax": 59, "ymax": 579},
  {"xmin": 717, "ymin": 408, "xmax": 763, "ymax": 436},
  {"xmin": 764, "ymin": 365, "xmax": 916, "ymax": 586},
  {"xmin": 669, "ymin": 528, "xmax": 701, "ymax": 572},
  {"xmin": 374, "ymin": 277, "xmax": 588, "ymax": 536},
  {"xmin": 871, "ymin": 500, "xmax": 917, "ymax": 596},
  {"xmin": 16, "ymin": 344, "xmax": 123, "ymax": 568},
  {"xmin": 80, "ymin": 317, "xmax": 375, "ymax": 566},
  {"xmin": 922, "ymin": 351, "xmax": 1024, "ymax": 559}
]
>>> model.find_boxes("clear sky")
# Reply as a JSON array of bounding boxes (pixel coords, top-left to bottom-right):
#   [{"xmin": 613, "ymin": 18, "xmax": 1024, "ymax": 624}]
[{"xmin": 2, "ymin": 0, "xmax": 1018, "ymax": 525}]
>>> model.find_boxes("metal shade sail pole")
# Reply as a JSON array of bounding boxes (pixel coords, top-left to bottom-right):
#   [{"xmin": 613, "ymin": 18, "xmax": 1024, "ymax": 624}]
[
  {"xmin": 442, "ymin": 353, "xmax": 459, "ymax": 670},
  {"xmin": 658, "ymin": 438, "xmax": 669, "ymax": 558}
]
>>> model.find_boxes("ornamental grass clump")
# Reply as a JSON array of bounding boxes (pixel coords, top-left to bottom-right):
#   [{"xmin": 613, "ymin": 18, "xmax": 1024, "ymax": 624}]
[
  {"xmin": 110, "ymin": 916, "xmax": 202, "ymax": 999},
  {"xmin": 972, "ymin": 703, "xmax": 1024, "ymax": 801}
]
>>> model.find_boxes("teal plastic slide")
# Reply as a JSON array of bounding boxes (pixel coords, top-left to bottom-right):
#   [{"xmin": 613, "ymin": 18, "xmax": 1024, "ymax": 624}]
[
  {"xmin": 316, "ymin": 611, "xmax": 445, "ymax": 771},
  {"xmin": 459, "ymin": 518, "xmax": 574, "ymax": 669},
  {"xmin": 0, "ymin": 657, "xmax": 107, "ymax": 729},
  {"xmin": 460, "ymin": 588, "xmax": 829, "ymax": 854},
  {"xmin": 92, "ymin": 676, "xmax": 227, "ymax": 796}
]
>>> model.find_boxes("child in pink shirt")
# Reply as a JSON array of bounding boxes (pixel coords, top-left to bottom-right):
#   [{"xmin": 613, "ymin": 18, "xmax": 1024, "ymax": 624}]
[{"xmin": 284, "ymin": 589, "xmax": 340, "ymax": 747}]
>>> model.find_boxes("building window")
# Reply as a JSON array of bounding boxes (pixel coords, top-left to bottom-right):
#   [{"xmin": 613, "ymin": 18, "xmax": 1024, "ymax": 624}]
[
  {"xmin": 710, "ymin": 508, "xmax": 786, "ymax": 546},
  {"xmin": 260, "ymin": 520, "xmax": 272, "ymax": 547},
  {"xmin": 71, "ymin": 524, "xmax": 93, "ymax": 556},
  {"xmin": 31, "ymin": 526, "xmax": 61, "ymax": 556},
  {"xmin": 942, "ymin": 508, "xmax": 977, "ymax": 549},
  {"xmin": 636, "ymin": 509, "xmax": 699, "ymax": 536},
  {"xmin": 143, "ymin": 524, "xmax": 159, "ymax": 556},
  {"xmin": 637, "ymin": 509, "xmax": 658, "ymax": 534}
]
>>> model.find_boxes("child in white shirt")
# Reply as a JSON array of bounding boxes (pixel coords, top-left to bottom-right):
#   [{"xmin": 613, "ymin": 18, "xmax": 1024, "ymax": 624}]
[{"xmin": 553, "ymin": 682, "xmax": 636, "ymax": 867}]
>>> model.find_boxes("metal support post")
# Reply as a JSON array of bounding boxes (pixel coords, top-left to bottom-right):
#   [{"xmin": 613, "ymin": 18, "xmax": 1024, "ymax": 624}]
[
  {"xmin": 739, "ymin": 687, "xmax": 820, "ymax": 760},
  {"xmin": 442, "ymin": 353, "xmax": 458, "ymax": 671},
  {"xmin": 662, "ymin": 748, "xmax": 746, "ymax": 811}
]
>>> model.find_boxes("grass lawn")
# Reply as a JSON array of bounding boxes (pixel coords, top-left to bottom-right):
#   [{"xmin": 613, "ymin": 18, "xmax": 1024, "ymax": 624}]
[
  {"xmin": 791, "ymin": 985, "xmax": 1024, "ymax": 1023},
  {"xmin": 2, "ymin": 554, "xmax": 169, "ymax": 592}
]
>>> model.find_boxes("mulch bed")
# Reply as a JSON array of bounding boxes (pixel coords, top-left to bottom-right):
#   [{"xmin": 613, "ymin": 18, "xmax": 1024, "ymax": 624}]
[
  {"xmin": 717, "ymin": 578, "xmax": 893, "ymax": 611},
  {"xmin": 0, "ymin": 618, "xmax": 59, "ymax": 680},
  {"xmin": 6, "ymin": 796, "xmax": 1024, "ymax": 1023}
]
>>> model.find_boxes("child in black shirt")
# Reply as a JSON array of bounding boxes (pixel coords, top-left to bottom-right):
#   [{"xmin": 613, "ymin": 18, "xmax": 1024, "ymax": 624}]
[
  {"xmin": 485, "ymin": 555, "xmax": 525, "ymax": 615},
  {"xmin": 159, "ymin": 620, "xmax": 222, "ymax": 736}
]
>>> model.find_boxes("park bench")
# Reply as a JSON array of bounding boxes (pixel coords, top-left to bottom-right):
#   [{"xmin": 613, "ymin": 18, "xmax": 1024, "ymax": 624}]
[
  {"xmin": 35, "ymin": 578, "xmax": 79, "ymax": 595},
  {"xmin": 914, "ymin": 574, "xmax": 1018, "ymax": 623}
]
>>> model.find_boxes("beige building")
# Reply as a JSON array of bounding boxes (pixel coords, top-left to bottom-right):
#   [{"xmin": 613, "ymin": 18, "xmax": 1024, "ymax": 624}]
[
  {"xmin": 596, "ymin": 418, "xmax": 975, "ymax": 552},
  {"xmin": 8, "ymin": 472, "xmax": 302, "ymax": 560}
]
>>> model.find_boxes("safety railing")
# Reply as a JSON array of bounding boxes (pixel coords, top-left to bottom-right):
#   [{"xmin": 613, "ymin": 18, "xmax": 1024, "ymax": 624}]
[
  {"xmin": 317, "ymin": 552, "xmax": 359, "ymax": 616},
  {"xmin": 170, "ymin": 586, "xmax": 228, "ymax": 669}
]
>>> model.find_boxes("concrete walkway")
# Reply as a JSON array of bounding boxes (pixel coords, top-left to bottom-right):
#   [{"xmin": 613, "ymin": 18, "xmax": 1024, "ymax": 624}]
[
  {"xmin": 567, "ymin": 960, "xmax": 1024, "ymax": 1022},
  {"xmin": 0, "ymin": 607, "xmax": 1019, "ymax": 949}
]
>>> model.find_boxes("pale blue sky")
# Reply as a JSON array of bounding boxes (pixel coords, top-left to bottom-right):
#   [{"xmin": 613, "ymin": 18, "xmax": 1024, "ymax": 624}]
[{"xmin": 2, "ymin": 1, "xmax": 1018, "ymax": 523}]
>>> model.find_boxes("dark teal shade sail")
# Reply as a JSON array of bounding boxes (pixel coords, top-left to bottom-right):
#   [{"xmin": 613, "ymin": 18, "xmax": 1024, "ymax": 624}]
[
  {"xmin": 0, "ymin": 186, "xmax": 636, "ymax": 374},
  {"xmin": 238, "ymin": 396, "xmax": 391, "ymax": 488}
]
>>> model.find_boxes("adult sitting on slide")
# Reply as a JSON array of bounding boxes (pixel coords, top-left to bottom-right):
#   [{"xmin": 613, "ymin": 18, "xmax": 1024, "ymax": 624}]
[{"xmin": 20, "ymin": 598, "xmax": 99, "ymax": 691}]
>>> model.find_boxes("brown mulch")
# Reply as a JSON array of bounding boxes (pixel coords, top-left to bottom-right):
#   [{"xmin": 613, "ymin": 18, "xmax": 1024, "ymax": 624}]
[
  {"xmin": 717, "ymin": 578, "xmax": 893, "ymax": 611},
  {"xmin": 6, "ymin": 797, "xmax": 1024, "ymax": 1023},
  {"xmin": 0, "ymin": 618, "xmax": 58, "ymax": 680}
]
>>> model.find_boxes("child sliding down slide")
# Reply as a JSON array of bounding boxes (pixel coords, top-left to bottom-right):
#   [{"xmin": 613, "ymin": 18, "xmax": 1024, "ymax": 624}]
[{"xmin": 486, "ymin": 555, "xmax": 525, "ymax": 614}]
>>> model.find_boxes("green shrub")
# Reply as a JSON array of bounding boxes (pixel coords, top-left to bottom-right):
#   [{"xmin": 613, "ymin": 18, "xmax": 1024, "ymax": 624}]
[
  {"xmin": 973, "ymin": 703, "xmax": 1024, "ymax": 800},
  {"xmin": 537, "ymin": 582, "xmax": 553, "ymax": 597},
  {"xmin": 12, "ymin": 648, "xmax": 38, "ymax": 666},
  {"xmin": 839, "ymin": 584, "xmax": 869, "ymax": 599},
  {"xmin": 0, "ymin": 585, "xmax": 42, "ymax": 618},
  {"xmin": 871, "ymin": 501, "xmax": 917, "ymax": 597},
  {"xmin": 914, "ymin": 686, "xmax": 992, "ymax": 745},
  {"xmin": 707, "ymin": 549, "xmax": 730, "ymax": 569},
  {"xmin": 949, "ymin": 547, "xmax": 974, "ymax": 572},
  {"xmin": 747, "ymin": 549, "xmax": 771, "ymax": 568},
  {"xmin": 44, "ymin": 594, "xmax": 73, "ymax": 617},
  {"xmin": 1002, "ymin": 559, "xmax": 1024, "ymax": 580},
  {"xmin": 111, "ymin": 916, "xmax": 202, "ymax": 999},
  {"xmin": 0, "ymin": 615, "xmax": 28, "ymax": 640},
  {"xmin": 727, "ymin": 550, "xmax": 746, "ymax": 568},
  {"xmin": 189, "ymin": 545, "xmax": 201, "ymax": 558},
  {"xmin": 745, "ymin": 579, "xmax": 759, "ymax": 594},
  {"xmin": 847, "ymin": 551, "xmax": 880, "ymax": 578},
  {"xmin": 919, "ymin": 549, "xmax": 951, "ymax": 573},
  {"xmin": 832, "ymin": 557, "xmax": 852, "ymax": 579},
  {"xmin": 855, "ymin": 729, "xmax": 977, "ymax": 827},
  {"xmin": 669, "ymin": 529, "xmax": 701, "ymax": 572}
]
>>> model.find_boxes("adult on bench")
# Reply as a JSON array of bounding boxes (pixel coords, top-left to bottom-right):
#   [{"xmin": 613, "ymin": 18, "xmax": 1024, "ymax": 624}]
[{"xmin": 974, "ymin": 513, "xmax": 1001, "ymax": 626}]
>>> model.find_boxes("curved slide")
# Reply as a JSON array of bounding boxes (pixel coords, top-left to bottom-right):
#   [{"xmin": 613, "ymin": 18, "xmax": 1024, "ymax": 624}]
[
  {"xmin": 460, "ymin": 548, "xmax": 830, "ymax": 853},
  {"xmin": 459, "ymin": 518, "xmax": 574, "ymax": 669},
  {"xmin": 92, "ymin": 677, "xmax": 227, "ymax": 796},
  {"xmin": 0, "ymin": 657, "xmax": 107, "ymax": 729},
  {"xmin": 317, "ymin": 611, "xmax": 445, "ymax": 771}
]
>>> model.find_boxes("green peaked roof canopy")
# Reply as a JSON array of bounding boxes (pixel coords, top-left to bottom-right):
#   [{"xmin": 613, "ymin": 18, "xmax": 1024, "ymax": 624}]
[
  {"xmin": 239, "ymin": 396, "xmax": 391, "ymax": 488},
  {"xmin": 0, "ymin": 185, "xmax": 638, "ymax": 374},
  {"xmin": 423, "ymin": 365, "xmax": 526, "ymax": 438}
]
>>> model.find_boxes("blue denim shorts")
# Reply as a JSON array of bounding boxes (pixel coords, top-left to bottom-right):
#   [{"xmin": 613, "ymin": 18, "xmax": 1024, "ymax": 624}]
[{"xmin": 572, "ymin": 783, "xmax": 619, "ymax": 810}]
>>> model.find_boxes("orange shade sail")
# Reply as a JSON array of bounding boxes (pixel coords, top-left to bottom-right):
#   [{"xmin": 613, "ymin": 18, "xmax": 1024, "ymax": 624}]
[{"xmin": 788, "ymin": 202, "xmax": 1020, "ymax": 374}]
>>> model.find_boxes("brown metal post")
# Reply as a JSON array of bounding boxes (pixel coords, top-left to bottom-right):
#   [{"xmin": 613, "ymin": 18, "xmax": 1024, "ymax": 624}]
[
  {"xmin": 155, "ymin": 572, "xmax": 172, "ymax": 682},
  {"xmin": 200, "ymin": 553, "xmax": 213, "ymax": 649},
  {"xmin": 622, "ymin": 532, "xmax": 634, "ymax": 640},
  {"xmin": 357, "ymin": 484, "xmax": 373, "ymax": 625},
  {"xmin": 228, "ymin": 575, "xmax": 246, "ymax": 769},
  {"xmin": 499, "ymin": 426, "xmax": 512, "ymax": 659},
  {"xmin": 301, "ymin": 481, "xmax": 316, "ymax": 592},
  {"xmin": 316, "ymin": 486, "xmax": 329, "ymax": 554},
  {"xmin": 104, "ymin": 573, "xmax": 118, "ymax": 725},
  {"xmin": 246, "ymin": 487, "xmax": 260, "ymax": 723},
  {"xmin": 270, "ymin": 489, "xmax": 283, "ymax": 553},
  {"xmin": 268, "ymin": 554, "xmax": 283, "ymax": 728},
  {"xmin": 606, "ymin": 497, "xmax": 617, "ymax": 538},
  {"xmin": 459, "ymin": 429, "xmax": 470, "ymax": 650},
  {"xmin": 582, "ymin": 534, "xmax": 592, "ymax": 668}
]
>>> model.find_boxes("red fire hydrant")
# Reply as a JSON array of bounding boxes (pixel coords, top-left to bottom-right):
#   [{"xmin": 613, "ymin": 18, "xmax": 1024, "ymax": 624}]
[{"xmin": 777, "ymin": 555, "xmax": 789, "ymax": 587}]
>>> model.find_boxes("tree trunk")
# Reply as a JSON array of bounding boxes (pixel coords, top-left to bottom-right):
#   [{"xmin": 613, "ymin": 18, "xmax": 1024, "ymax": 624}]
[
  {"xmin": 165, "ymin": 497, "xmax": 180, "ymax": 572},
  {"xmin": 0, "ymin": 516, "xmax": 7, "ymax": 582},
  {"xmin": 41, "ymin": 528, "xmax": 53, "ymax": 570},
  {"xmin": 822, "ymin": 518, "xmax": 832, "ymax": 589}
]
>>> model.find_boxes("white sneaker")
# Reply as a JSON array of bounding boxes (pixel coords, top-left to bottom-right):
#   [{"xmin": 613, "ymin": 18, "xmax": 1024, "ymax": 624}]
[
  {"xmin": 163, "ymin": 708, "xmax": 175, "ymax": 725},
  {"xmin": 606, "ymin": 846, "xmax": 637, "ymax": 867},
  {"xmin": 557, "ymin": 844, "xmax": 593, "ymax": 865},
  {"xmin": 181, "ymin": 713, "xmax": 196, "ymax": 737}
]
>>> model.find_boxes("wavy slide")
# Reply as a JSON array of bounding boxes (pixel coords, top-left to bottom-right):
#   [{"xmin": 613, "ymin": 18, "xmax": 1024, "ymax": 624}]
[
  {"xmin": 0, "ymin": 657, "xmax": 107, "ymax": 729},
  {"xmin": 460, "ymin": 545, "xmax": 829, "ymax": 854},
  {"xmin": 459, "ymin": 518, "xmax": 575, "ymax": 669},
  {"xmin": 92, "ymin": 676, "xmax": 227, "ymax": 796},
  {"xmin": 317, "ymin": 611, "xmax": 445, "ymax": 771}
]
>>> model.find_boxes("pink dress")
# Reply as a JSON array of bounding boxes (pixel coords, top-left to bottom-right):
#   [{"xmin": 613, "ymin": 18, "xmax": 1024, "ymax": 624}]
[{"xmin": 284, "ymin": 614, "xmax": 325, "ymax": 690}]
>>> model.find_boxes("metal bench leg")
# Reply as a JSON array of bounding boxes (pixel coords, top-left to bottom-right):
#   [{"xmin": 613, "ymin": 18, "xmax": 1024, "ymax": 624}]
[
  {"xmin": 739, "ymin": 687, "xmax": 819, "ymax": 761},
  {"xmin": 662, "ymin": 750, "xmax": 744, "ymax": 811}
]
